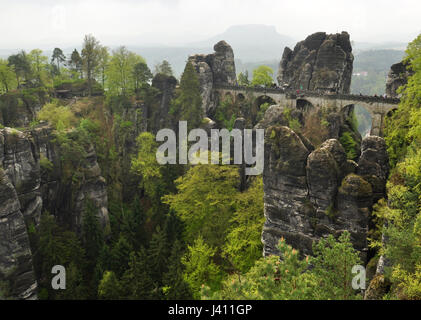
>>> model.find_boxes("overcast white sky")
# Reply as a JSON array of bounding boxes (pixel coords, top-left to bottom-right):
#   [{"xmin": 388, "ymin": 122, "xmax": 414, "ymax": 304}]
[{"xmin": 0, "ymin": 0, "xmax": 419, "ymax": 49}]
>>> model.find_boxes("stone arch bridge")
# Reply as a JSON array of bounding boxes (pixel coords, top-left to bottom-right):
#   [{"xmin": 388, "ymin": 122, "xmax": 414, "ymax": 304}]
[{"xmin": 214, "ymin": 85, "xmax": 400, "ymax": 136}]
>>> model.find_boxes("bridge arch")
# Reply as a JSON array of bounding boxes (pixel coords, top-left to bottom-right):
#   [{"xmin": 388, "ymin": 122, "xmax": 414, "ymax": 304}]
[
  {"xmin": 296, "ymin": 99, "xmax": 315, "ymax": 112},
  {"xmin": 236, "ymin": 93, "xmax": 246, "ymax": 102},
  {"xmin": 223, "ymin": 91, "xmax": 234, "ymax": 103},
  {"xmin": 341, "ymin": 104, "xmax": 373, "ymax": 138},
  {"xmin": 255, "ymin": 95, "xmax": 277, "ymax": 108}
]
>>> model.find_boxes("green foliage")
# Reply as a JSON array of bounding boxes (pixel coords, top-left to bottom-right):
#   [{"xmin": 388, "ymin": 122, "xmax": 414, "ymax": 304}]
[
  {"xmin": 37, "ymin": 102, "xmax": 78, "ymax": 130},
  {"xmin": 283, "ymin": 106, "xmax": 302, "ymax": 132},
  {"xmin": 0, "ymin": 59, "xmax": 17, "ymax": 93},
  {"xmin": 251, "ymin": 65, "xmax": 274, "ymax": 87},
  {"xmin": 98, "ymin": 271, "xmax": 122, "ymax": 299},
  {"xmin": 162, "ymin": 239, "xmax": 192, "ymax": 299},
  {"xmin": 121, "ymin": 249, "xmax": 156, "ymax": 299},
  {"xmin": 339, "ymin": 131, "xmax": 358, "ymax": 160},
  {"xmin": 215, "ymin": 95, "xmax": 237, "ymax": 130},
  {"xmin": 223, "ymin": 177, "xmax": 264, "ymax": 273},
  {"xmin": 182, "ymin": 236, "xmax": 223, "ymax": 299},
  {"xmin": 370, "ymin": 33, "xmax": 421, "ymax": 300},
  {"xmin": 82, "ymin": 34, "xmax": 102, "ymax": 96},
  {"xmin": 310, "ymin": 232, "xmax": 362, "ymax": 299},
  {"xmin": 31, "ymin": 212, "xmax": 87, "ymax": 300},
  {"xmin": 237, "ymin": 71, "xmax": 250, "ymax": 86},
  {"xmin": 131, "ymin": 132, "xmax": 164, "ymax": 200},
  {"xmin": 163, "ymin": 164, "xmax": 239, "ymax": 247},
  {"xmin": 105, "ymin": 46, "xmax": 147, "ymax": 96},
  {"xmin": 203, "ymin": 238, "xmax": 317, "ymax": 300},
  {"xmin": 170, "ymin": 61, "xmax": 203, "ymax": 129},
  {"xmin": 204, "ymin": 232, "xmax": 362, "ymax": 300},
  {"xmin": 154, "ymin": 60, "xmax": 173, "ymax": 77},
  {"xmin": 39, "ymin": 155, "xmax": 53, "ymax": 172},
  {"xmin": 8, "ymin": 50, "xmax": 31, "ymax": 85}
]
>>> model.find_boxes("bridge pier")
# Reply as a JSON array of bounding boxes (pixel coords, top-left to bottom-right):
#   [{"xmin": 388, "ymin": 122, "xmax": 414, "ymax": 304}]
[{"xmin": 370, "ymin": 113, "xmax": 386, "ymax": 137}]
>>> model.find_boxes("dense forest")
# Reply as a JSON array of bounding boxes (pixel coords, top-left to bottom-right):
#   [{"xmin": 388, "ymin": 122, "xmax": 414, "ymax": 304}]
[{"xmin": 0, "ymin": 32, "xmax": 420, "ymax": 300}]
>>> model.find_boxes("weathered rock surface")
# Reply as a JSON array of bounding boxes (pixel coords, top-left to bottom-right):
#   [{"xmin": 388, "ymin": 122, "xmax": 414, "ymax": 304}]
[
  {"xmin": 0, "ymin": 125, "xmax": 109, "ymax": 298},
  {"xmin": 357, "ymin": 136, "xmax": 389, "ymax": 203},
  {"xmin": 188, "ymin": 41, "xmax": 236, "ymax": 115},
  {"xmin": 0, "ymin": 167, "xmax": 37, "ymax": 299},
  {"xmin": 0, "ymin": 89, "xmax": 49, "ymax": 128},
  {"xmin": 277, "ymin": 32, "xmax": 354, "ymax": 93},
  {"xmin": 385, "ymin": 61, "xmax": 413, "ymax": 98},
  {"xmin": 261, "ymin": 120, "xmax": 387, "ymax": 260}
]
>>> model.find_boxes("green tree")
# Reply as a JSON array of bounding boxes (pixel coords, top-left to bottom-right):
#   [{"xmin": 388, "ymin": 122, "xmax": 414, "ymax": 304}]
[
  {"xmin": 131, "ymin": 132, "xmax": 164, "ymax": 200},
  {"xmin": 223, "ymin": 177, "xmax": 264, "ymax": 273},
  {"xmin": 0, "ymin": 59, "xmax": 17, "ymax": 93},
  {"xmin": 148, "ymin": 226, "xmax": 169, "ymax": 284},
  {"xmin": 205, "ymin": 232, "xmax": 362, "ymax": 300},
  {"xmin": 28, "ymin": 49, "xmax": 50, "ymax": 86},
  {"xmin": 98, "ymin": 271, "xmax": 122, "ymax": 299},
  {"xmin": 81, "ymin": 199, "xmax": 104, "ymax": 297},
  {"xmin": 310, "ymin": 232, "xmax": 362, "ymax": 300},
  {"xmin": 97, "ymin": 46, "xmax": 110, "ymax": 88},
  {"xmin": 110, "ymin": 235, "xmax": 133, "ymax": 277},
  {"xmin": 251, "ymin": 65, "xmax": 274, "ymax": 87},
  {"xmin": 182, "ymin": 236, "xmax": 223, "ymax": 299},
  {"xmin": 162, "ymin": 240, "xmax": 192, "ymax": 300},
  {"xmin": 154, "ymin": 60, "xmax": 173, "ymax": 76},
  {"xmin": 237, "ymin": 70, "xmax": 250, "ymax": 86},
  {"xmin": 81, "ymin": 34, "xmax": 102, "ymax": 95},
  {"xmin": 204, "ymin": 237, "xmax": 317, "ymax": 300},
  {"xmin": 121, "ymin": 249, "xmax": 156, "ymax": 299},
  {"xmin": 51, "ymin": 48, "xmax": 66, "ymax": 74},
  {"xmin": 171, "ymin": 61, "xmax": 203, "ymax": 129},
  {"xmin": 163, "ymin": 164, "xmax": 239, "ymax": 247},
  {"xmin": 69, "ymin": 49, "xmax": 83, "ymax": 78},
  {"xmin": 106, "ymin": 46, "xmax": 146, "ymax": 96},
  {"xmin": 132, "ymin": 61, "xmax": 152, "ymax": 92},
  {"xmin": 31, "ymin": 212, "xmax": 86, "ymax": 299},
  {"xmin": 8, "ymin": 51, "xmax": 31, "ymax": 86}
]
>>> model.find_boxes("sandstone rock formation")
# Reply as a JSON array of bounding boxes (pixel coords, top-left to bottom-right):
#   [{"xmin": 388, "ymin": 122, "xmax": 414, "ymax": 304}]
[
  {"xmin": 0, "ymin": 166, "xmax": 37, "ymax": 299},
  {"xmin": 277, "ymin": 32, "xmax": 354, "ymax": 94},
  {"xmin": 0, "ymin": 125, "xmax": 110, "ymax": 298},
  {"xmin": 187, "ymin": 41, "xmax": 236, "ymax": 115},
  {"xmin": 260, "ymin": 109, "xmax": 388, "ymax": 261},
  {"xmin": 385, "ymin": 61, "xmax": 413, "ymax": 98}
]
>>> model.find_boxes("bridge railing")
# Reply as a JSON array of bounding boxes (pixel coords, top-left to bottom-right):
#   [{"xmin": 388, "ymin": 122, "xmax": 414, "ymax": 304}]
[{"xmin": 213, "ymin": 84, "xmax": 400, "ymax": 105}]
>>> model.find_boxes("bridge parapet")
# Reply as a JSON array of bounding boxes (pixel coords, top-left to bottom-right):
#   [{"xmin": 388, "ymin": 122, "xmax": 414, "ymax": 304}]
[{"xmin": 213, "ymin": 85, "xmax": 400, "ymax": 105}]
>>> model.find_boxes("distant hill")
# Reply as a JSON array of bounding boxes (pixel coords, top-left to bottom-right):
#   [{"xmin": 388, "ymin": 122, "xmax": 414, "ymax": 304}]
[
  {"xmin": 189, "ymin": 24, "xmax": 295, "ymax": 62},
  {"xmin": 129, "ymin": 24, "xmax": 294, "ymax": 77},
  {"xmin": 351, "ymin": 49, "xmax": 405, "ymax": 95}
]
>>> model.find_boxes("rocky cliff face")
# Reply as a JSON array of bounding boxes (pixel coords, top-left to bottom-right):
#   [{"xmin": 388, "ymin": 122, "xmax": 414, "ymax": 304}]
[
  {"xmin": 277, "ymin": 32, "xmax": 354, "ymax": 94},
  {"xmin": 188, "ymin": 41, "xmax": 236, "ymax": 115},
  {"xmin": 0, "ymin": 125, "xmax": 109, "ymax": 298},
  {"xmin": 259, "ymin": 107, "xmax": 388, "ymax": 261},
  {"xmin": 0, "ymin": 89, "xmax": 49, "ymax": 128},
  {"xmin": 385, "ymin": 61, "xmax": 413, "ymax": 97}
]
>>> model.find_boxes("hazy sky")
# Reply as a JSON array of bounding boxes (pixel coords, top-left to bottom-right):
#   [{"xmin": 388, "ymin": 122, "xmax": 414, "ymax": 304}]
[{"xmin": 0, "ymin": 0, "xmax": 419, "ymax": 49}]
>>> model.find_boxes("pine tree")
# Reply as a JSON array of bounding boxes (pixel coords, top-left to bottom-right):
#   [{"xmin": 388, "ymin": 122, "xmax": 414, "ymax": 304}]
[
  {"xmin": 171, "ymin": 61, "xmax": 203, "ymax": 129},
  {"xmin": 81, "ymin": 199, "xmax": 104, "ymax": 297},
  {"xmin": 51, "ymin": 48, "xmax": 66, "ymax": 74},
  {"xmin": 110, "ymin": 235, "xmax": 133, "ymax": 277},
  {"xmin": 148, "ymin": 225, "xmax": 169, "ymax": 284},
  {"xmin": 162, "ymin": 240, "xmax": 192, "ymax": 299},
  {"xmin": 121, "ymin": 249, "xmax": 156, "ymax": 299},
  {"xmin": 98, "ymin": 271, "xmax": 123, "ymax": 300}
]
